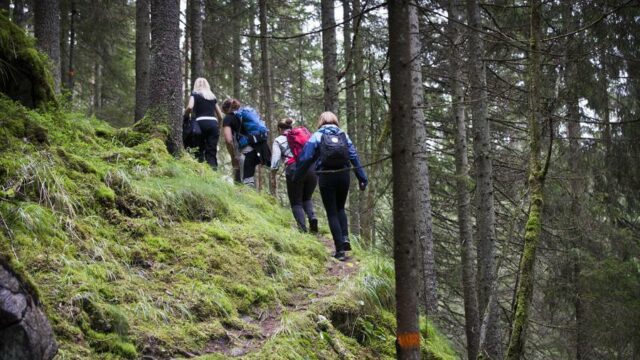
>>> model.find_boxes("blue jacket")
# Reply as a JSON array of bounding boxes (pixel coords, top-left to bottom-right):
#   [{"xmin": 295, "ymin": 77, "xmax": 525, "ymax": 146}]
[{"xmin": 293, "ymin": 125, "xmax": 368, "ymax": 184}]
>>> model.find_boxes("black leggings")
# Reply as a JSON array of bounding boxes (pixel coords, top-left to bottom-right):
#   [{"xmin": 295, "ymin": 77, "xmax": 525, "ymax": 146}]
[
  {"xmin": 197, "ymin": 119, "xmax": 219, "ymax": 169},
  {"xmin": 285, "ymin": 166, "xmax": 317, "ymax": 231},
  {"xmin": 318, "ymin": 171, "xmax": 350, "ymax": 252}
]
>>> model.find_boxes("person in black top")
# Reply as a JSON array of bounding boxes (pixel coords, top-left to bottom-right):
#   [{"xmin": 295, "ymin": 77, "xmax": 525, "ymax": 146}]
[
  {"xmin": 184, "ymin": 78, "xmax": 224, "ymax": 169},
  {"xmin": 221, "ymin": 98, "xmax": 259, "ymax": 187}
]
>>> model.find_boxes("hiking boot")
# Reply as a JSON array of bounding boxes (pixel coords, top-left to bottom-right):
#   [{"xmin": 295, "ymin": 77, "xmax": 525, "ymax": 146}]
[
  {"xmin": 309, "ymin": 218, "xmax": 319, "ymax": 234},
  {"xmin": 333, "ymin": 251, "xmax": 347, "ymax": 261},
  {"xmin": 343, "ymin": 238, "xmax": 352, "ymax": 251}
]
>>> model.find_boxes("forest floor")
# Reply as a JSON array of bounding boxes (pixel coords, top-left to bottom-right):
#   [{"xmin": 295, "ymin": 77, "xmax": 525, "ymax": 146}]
[{"xmin": 201, "ymin": 236, "xmax": 359, "ymax": 358}]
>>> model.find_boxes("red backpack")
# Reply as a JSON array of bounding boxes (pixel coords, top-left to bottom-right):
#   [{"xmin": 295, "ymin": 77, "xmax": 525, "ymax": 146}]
[{"xmin": 285, "ymin": 127, "xmax": 312, "ymax": 165}]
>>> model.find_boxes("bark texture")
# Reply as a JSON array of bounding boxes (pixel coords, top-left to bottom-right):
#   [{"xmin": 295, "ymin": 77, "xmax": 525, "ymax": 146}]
[
  {"xmin": 259, "ymin": 0, "xmax": 275, "ymax": 195},
  {"xmin": 388, "ymin": 1, "xmax": 426, "ymax": 358},
  {"xmin": 190, "ymin": 0, "xmax": 204, "ymax": 81},
  {"xmin": 232, "ymin": 0, "xmax": 242, "ymax": 99},
  {"xmin": 448, "ymin": 1, "xmax": 480, "ymax": 358},
  {"xmin": 67, "ymin": 1, "xmax": 76, "ymax": 94},
  {"xmin": 321, "ymin": 0, "xmax": 338, "ymax": 113},
  {"xmin": 466, "ymin": 0, "xmax": 502, "ymax": 357},
  {"xmin": 135, "ymin": 0, "xmax": 151, "ymax": 122},
  {"xmin": 34, "ymin": 0, "xmax": 61, "ymax": 94},
  {"xmin": 343, "ymin": 0, "xmax": 360, "ymax": 237},
  {"xmin": 506, "ymin": 1, "xmax": 545, "ymax": 358},
  {"xmin": 150, "ymin": 0, "xmax": 183, "ymax": 155}
]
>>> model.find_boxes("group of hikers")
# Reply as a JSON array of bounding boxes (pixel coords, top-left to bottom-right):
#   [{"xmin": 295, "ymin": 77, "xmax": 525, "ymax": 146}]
[{"xmin": 183, "ymin": 78, "xmax": 368, "ymax": 261}]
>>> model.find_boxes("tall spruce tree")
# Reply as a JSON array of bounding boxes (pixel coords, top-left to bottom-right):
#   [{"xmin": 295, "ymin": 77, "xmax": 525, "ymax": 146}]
[{"xmin": 149, "ymin": 0, "xmax": 182, "ymax": 154}]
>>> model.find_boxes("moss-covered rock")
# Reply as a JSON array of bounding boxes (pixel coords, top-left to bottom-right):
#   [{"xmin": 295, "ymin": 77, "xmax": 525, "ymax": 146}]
[{"xmin": 0, "ymin": 14, "xmax": 56, "ymax": 108}]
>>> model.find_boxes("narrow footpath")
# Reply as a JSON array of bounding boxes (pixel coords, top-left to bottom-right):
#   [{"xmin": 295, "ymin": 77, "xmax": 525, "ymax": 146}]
[{"xmin": 200, "ymin": 236, "xmax": 360, "ymax": 358}]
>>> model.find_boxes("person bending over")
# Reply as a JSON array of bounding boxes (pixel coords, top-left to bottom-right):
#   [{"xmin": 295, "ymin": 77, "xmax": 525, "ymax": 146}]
[{"xmin": 221, "ymin": 98, "xmax": 259, "ymax": 187}]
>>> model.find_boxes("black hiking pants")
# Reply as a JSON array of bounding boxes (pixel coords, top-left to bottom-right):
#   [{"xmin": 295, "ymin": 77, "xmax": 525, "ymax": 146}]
[
  {"xmin": 318, "ymin": 170, "xmax": 350, "ymax": 252},
  {"xmin": 285, "ymin": 165, "xmax": 317, "ymax": 231},
  {"xmin": 197, "ymin": 119, "xmax": 219, "ymax": 169}
]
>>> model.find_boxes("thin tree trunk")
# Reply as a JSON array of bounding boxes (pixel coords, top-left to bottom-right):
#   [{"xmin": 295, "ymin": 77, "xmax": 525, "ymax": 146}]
[
  {"xmin": 60, "ymin": 0, "xmax": 69, "ymax": 90},
  {"xmin": 232, "ymin": 0, "xmax": 242, "ymax": 99},
  {"xmin": 321, "ymin": 0, "xmax": 338, "ymax": 113},
  {"xmin": 190, "ymin": 0, "xmax": 203, "ymax": 81},
  {"xmin": 561, "ymin": 2, "xmax": 588, "ymax": 359},
  {"xmin": 354, "ymin": 0, "xmax": 368, "ymax": 241},
  {"xmin": 389, "ymin": 1, "xmax": 427, "ymax": 358},
  {"xmin": 184, "ymin": 0, "xmax": 191, "ymax": 101},
  {"xmin": 12, "ymin": 0, "xmax": 27, "ymax": 28},
  {"xmin": 505, "ymin": 1, "xmax": 545, "ymax": 357},
  {"xmin": 466, "ymin": 0, "xmax": 502, "ymax": 357},
  {"xmin": 343, "ymin": 0, "xmax": 360, "ymax": 237},
  {"xmin": 150, "ymin": 0, "xmax": 183, "ymax": 155},
  {"xmin": 259, "ymin": 0, "xmax": 275, "ymax": 196},
  {"xmin": 135, "ymin": 0, "xmax": 151, "ymax": 122},
  {"xmin": 447, "ymin": 1, "xmax": 480, "ymax": 358},
  {"xmin": 34, "ymin": 0, "xmax": 62, "ymax": 94},
  {"xmin": 93, "ymin": 58, "xmax": 102, "ymax": 114},
  {"xmin": 249, "ymin": 5, "xmax": 259, "ymax": 105}
]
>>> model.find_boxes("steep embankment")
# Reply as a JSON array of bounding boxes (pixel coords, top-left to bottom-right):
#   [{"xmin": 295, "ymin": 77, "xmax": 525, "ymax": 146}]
[{"xmin": 0, "ymin": 99, "xmax": 456, "ymax": 359}]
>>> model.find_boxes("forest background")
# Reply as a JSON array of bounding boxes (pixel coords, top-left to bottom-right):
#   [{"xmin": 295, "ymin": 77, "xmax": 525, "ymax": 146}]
[{"xmin": 2, "ymin": 0, "xmax": 640, "ymax": 359}]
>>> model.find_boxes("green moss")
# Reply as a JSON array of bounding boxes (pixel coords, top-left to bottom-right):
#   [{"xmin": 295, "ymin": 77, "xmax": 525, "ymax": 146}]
[
  {"xmin": 95, "ymin": 185, "xmax": 116, "ymax": 206},
  {"xmin": 0, "ymin": 14, "xmax": 56, "ymax": 108}
]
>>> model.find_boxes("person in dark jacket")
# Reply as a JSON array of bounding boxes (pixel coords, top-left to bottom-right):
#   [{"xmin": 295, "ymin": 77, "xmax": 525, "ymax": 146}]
[
  {"xmin": 294, "ymin": 112, "xmax": 367, "ymax": 261},
  {"xmin": 184, "ymin": 77, "xmax": 224, "ymax": 169},
  {"xmin": 271, "ymin": 118, "xmax": 318, "ymax": 233}
]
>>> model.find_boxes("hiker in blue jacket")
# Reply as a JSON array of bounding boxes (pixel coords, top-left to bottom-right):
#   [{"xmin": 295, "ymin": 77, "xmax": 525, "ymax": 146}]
[{"xmin": 293, "ymin": 112, "xmax": 367, "ymax": 261}]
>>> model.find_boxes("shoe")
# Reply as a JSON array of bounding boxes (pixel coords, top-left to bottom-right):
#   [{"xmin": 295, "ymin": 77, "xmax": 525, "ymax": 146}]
[
  {"xmin": 309, "ymin": 219, "xmax": 318, "ymax": 234},
  {"xmin": 333, "ymin": 251, "xmax": 346, "ymax": 261},
  {"xmin": 343, "ymin": 238, "xmax": 351, "ymax": 251}
]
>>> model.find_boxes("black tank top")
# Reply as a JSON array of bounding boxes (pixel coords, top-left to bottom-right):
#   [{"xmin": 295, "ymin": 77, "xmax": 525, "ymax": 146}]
[{"xmin": 192, "ymin": 92, "xmax": 217, "ymax": 119}]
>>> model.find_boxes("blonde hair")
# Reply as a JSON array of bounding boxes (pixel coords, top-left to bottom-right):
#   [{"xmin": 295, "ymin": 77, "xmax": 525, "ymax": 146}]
[
  {"xmin": 317, "ymin": 111, "xmax": 339, "ymax": 128},
  {"xmin": 192, "ymin": 77, "xmax": 216, "ymax": 100}
]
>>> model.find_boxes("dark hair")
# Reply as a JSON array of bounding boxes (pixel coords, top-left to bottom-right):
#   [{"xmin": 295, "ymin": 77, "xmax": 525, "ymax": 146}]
[
  {"xmin": 222, "ymin": 98, "xmax": 241, "ymax": 114},
  {"xmin": 277, "ymin": 118, "xmax": 294, "ymax": 131}
]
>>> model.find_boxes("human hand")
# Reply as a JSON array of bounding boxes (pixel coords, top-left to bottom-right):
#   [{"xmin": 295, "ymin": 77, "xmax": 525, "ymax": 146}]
[{"xmin": 359, "ymin": 182, "xmax": 367, "ymax": 191}]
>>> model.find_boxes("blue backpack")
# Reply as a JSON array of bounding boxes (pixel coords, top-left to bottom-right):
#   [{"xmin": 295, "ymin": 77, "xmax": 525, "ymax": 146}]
[{"xmin": 235, "ymin": 107, "xmax": 269, "ymax": 147}]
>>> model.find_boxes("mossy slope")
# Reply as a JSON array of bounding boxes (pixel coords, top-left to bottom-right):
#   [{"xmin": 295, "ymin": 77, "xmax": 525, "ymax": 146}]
[{"xmin": 0, "ymin": 99, "xmax": 455, "ymax": 359}]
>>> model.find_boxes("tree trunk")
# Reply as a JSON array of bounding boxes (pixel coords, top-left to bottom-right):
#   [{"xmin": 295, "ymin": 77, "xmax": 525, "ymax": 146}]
[
  {"xmin": 389, "ymin": 1, "xmax": 428, "ymax": 358},
  {"xmin": 12, "ymin": 0, "xmax": 27, "ymax": 28},
  {"xmin": 505, "ymin": 1, "xmax": 545, "ymax": 357},
  {"xmin": 321, "ymin": 0, "xmax": 338, "ymax": 113},
  {"xmin": 60, "ymin": 0, "xmax": 69, "ymax": 90},
  {"xmin": 232, "ymin": 0, "xmax": 242, "ymax": 99},
  {"xmin": 34, "ymin": 0, "xmax": 61, "ymax": 94},
  {"xmin": 466, "ymin": 0, "xmax": 502, "ymax": 357},
  {"xmin": 354, "ymin": 0, "xmax": 368, "ymax": 241},
  {"xmin": 93, "ymin": 57, "xmax": 102, "ymax": 113},
  {"xmin": 343, "ymin": 0, "xmax": 360, "ymax": 238},
  {"xmin": 561, "ymin": 2, "xmax": 588, "ymax": 359},
  {"xmin": 135, "ymin": 0, "xmax": 151, "ymax": 122},
  {"xmin": 248, "ymin": 4, "xmax": 259, "ymax": 105},
  {"xmin": 150, "ymin": 0, "xmax": 183, "ymax": 155},
  {"xmin": 259, "ymin": 0, "xmax": 275, "ymax": 196},
  {"xmin": 190, "ymin": 0, "xmax": 203, "ymax": 81},
  {"xmin": 66, "ymin": 1, "xmax": 77, "ymax": 95},
  {"xmin": 183, "ymin": 0, "xmax": 190, "ymax": 102},
  {"xmin": 447, "ymin": 1, "xmax": 480, "ymax": 358}
]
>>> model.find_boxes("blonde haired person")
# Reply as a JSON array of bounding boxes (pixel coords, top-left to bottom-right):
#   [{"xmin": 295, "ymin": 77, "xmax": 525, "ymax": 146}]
[
  {"xmin": 293, "ymin": 112, "xmax": 367, "ymax": 261},
  {"xmin": 184, "ymin": 77, "xmax": 224, "ymax": 169},
  {"xmin": 270, "ymin": 118, "xmax": 318, "ymax": 233}
]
